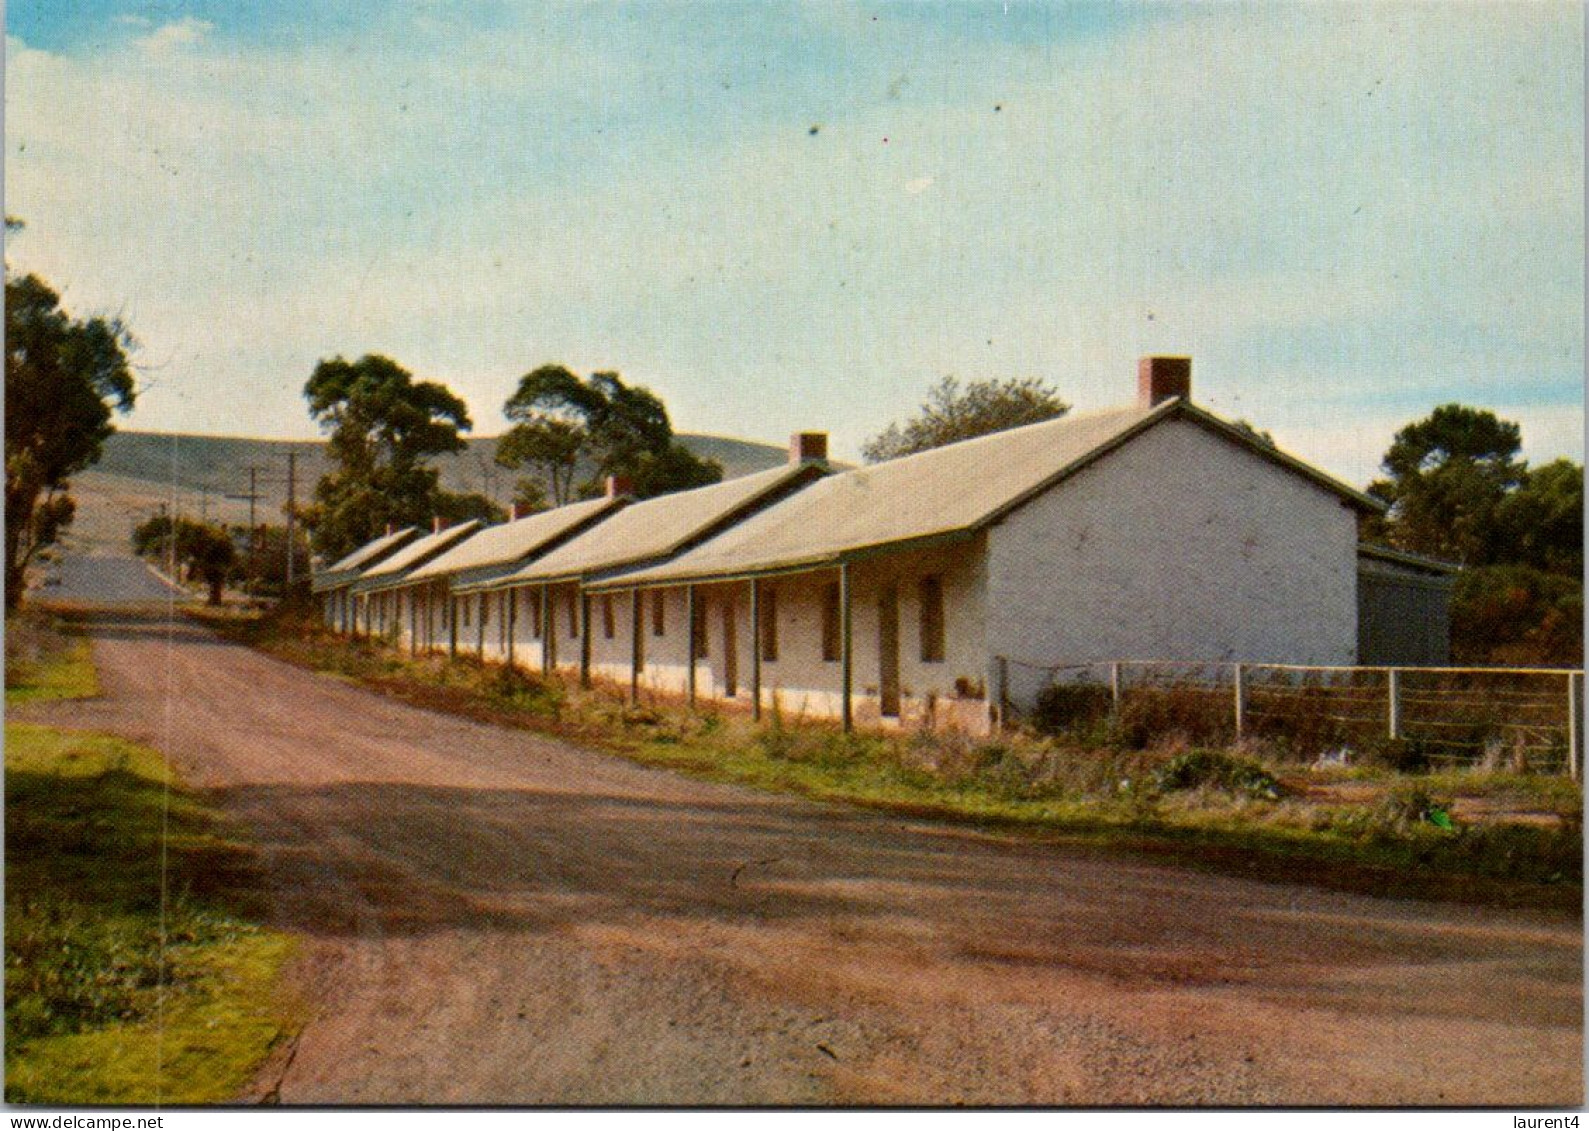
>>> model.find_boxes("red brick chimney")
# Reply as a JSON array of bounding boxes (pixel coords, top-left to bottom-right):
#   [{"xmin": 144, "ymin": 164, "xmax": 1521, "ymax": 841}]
[
  {"xmin": 1138, "ymin": 356, "xmax": 1191, "ymax": 408},
  {"xmin": 432, "ymin": 516, "xmax": 449, "ymax": 534},
  {"xmin": 385, "ymin": 522, "xmax": 395, "ymax": 536},
  {"xmin": 604, "ymin": 476, "xmax": 634, "ymax": 499},
  {"xmin": 788, "ymin": 432, "xmax": 828, "ymax": 465},
  {"xmin": 509, "ymin": 502, "xmax": 526, "ymax": 521}
]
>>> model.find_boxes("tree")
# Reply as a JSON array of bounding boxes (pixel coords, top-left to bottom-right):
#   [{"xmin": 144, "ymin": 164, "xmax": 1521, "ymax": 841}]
[
  {"xmin": 1365, "ymin": 404, "xmax": 1524, "ymax": 566},
  {"xmin": 303, "ymin": 355, "xmax": 481, "ymax": 562},
  {"xmin": 1496, "ymin": 458, "xmax": 1583, "ymax": 578},
  {"xmin": 130, "ymin": 515, "xmax": 238, "ymax": 605},
  {"xmin": 496, "ymin": 365, "xmax": 721, "ymax": 505},
  {"xmin": 5, "ymin": 272, "xmax": 136, "ymax": 606},
  {"xmin": 861, "ymin": 376, "xmax": 1069, "ymax": 462}
]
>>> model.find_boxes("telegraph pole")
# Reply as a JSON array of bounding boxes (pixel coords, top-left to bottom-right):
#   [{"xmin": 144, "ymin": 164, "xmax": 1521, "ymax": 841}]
[
  {"xmin": 285, "ymin": 451, "xmax": 298, "ymax": 590},
  {"xmin": 224, "ymin": 465, "xmax": 265, "ymax": 594}
]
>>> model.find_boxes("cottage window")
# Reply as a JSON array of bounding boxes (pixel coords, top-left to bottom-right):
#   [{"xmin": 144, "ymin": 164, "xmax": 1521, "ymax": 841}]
[
  {"xmin": 462, "ymin": 597, "xmax": 471, "ymax": 628},
  {"xmin": 759, "ymin": 585, "xmax": 779, "ymax": 662},
  {"xmin": 602, "ymin": 594, "xmax": 616, "ymax": 639},
  {"xmin": 566, "ymin": 591, "xmax": 579, "ymax": 637},
  {"xmin": 919, "ymin": 575, "xmax": 945, "ymax": 663},
  {"xmin": 480, "ymin": 593, "xmax": 489, "ymax": 627},
  {"xmin": 530, "ymin": 590, "xmax": 542, "ymax": 639},
  {"xmin": 821, "ymin": 582, "xmax": 840, "ymax": 662},
  {"xmin": 692, "ymin": 595, "xmax": 709, "ymax": 658},
  {"xmin": 652, "ymin": 590, "xmax": 666, "ymax": 636}
]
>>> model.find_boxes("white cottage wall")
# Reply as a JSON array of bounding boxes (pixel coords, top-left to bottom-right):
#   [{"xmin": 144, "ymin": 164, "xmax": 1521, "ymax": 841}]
[{"xmin": 986, "ymin": 417, "xmax": 1359, "ymax": 709}]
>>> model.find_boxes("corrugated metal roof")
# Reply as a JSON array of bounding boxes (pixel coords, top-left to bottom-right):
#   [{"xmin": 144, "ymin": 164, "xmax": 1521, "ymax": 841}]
[
  {"xmin": 484, "ymin": 462, "xmax": 823, "ymax": 589},
  {"xmin": 325, "ymin": 526, "xmax": 420, "ymax": 573},
  {"xmin": 403, "ymin": 497, "xmax": 621, "ymax": 584},
  {"xmin": 593, "ymin": 399, "xmax": 1380, "ymax": 589},
  {"xmin": 354, "ymin": 520, "xmax": 483, "ymax": 589}
]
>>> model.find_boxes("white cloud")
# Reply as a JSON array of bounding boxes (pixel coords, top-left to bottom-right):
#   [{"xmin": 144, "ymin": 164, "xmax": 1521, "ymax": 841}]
[
  {"xmin": 3, "ymin": 3, "xmax": 1580, "ymax": 471},
  {"xmin": 134, "ymin": 18, "xmax": 213, "ymax": 54}
]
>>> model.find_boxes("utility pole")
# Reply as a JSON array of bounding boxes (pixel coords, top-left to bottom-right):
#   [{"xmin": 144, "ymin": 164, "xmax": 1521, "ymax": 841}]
[
  {"xmin": 224, "ymin": 466, "xmax": 265, "ymax": 594},
  {"xmin": 285, "ymin": 451, "xmax": 298, "ymax": 591}
]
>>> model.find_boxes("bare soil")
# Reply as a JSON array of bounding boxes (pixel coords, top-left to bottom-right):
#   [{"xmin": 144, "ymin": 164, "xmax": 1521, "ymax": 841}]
[{"xmin": 17, "ymin": 606, "xmax": 1582, "ymax": 1106}]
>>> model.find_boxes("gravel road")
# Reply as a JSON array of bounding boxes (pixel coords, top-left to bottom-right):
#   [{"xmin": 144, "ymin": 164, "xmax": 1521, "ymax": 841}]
[{"xmin": 18, "ymin": 586, "xmax": 1582, "ymax": 1105}]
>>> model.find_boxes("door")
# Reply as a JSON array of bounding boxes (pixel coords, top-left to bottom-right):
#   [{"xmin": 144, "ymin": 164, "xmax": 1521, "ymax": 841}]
[
  {"xmin": 721, "ymin": 596, "xmax": 738, "ymax": 698},
  {"xmin": 878, "ymin": 582, "xmax": 901, "ymax": 717}
]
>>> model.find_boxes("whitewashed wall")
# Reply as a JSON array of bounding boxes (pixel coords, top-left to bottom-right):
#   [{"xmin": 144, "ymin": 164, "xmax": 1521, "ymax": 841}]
[{"xmin": 986, "ymin": 417, "xmax": 1359, "ymax": 709}]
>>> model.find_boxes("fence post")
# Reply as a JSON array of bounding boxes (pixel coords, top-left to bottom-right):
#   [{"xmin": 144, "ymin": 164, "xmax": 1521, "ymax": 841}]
[
  {"xmin": 993, "ymin": 655, "xmax": 1009, "ymax": 731},
  {"xmin": 1109, "ymin": 662, "xmax": 1122, "ymax": 715},
  {"xmin": 1233, "ymin": 663, "xmax": 1245, "ymax": 741},
  {"xmin": 1568, "ymin": 672, "xmax": 1581, "ymax": 782},
  {"xmin": 1387, "ymin": 668, "xmax": 1402, "ymax": 740}
]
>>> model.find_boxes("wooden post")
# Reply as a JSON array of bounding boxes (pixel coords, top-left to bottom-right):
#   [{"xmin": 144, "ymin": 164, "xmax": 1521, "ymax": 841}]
[
  {"xmin": 686, "ymin": 585, "xmax": 698, "ymax": 708},
  {"xmin": 409, "ymin": 589, "xmax": 418, "ymax": 657},
  {"xmin": 750, "ymin": 579, "xmax": 762, "ymax": 722},
  {"xmin": 579, "ymin": 592, "xmax": 592, "ymax": 688},
  {"xmin": 630, "ymin": 589, "xmax": 643, "ymax": 705},
  {"xmin": 1387, "ymin": 668, "xmax": 1402, "ymax": 740},
  {"xmin": 1568, "ymin": 672, "xmax": 1581, "ymax": 782},
  {"xmin": 506, "ymin": 589, "xmax": 516, "ymax": 670},
  {"xmin": 477, "ymin": 593, "xmax": 486, "ymax": 658},
  {"xmin": 839, "ymin": 563, "xmax": 853, "ymax": 733},
  {"xmin": 1109, "ymin": 662, "xmax": 1122, "ymax": 714},
  {"xmin": 541, "ymin": 585, "xmax": 554, "ymax": 674},
  {"xmin": 448, "ymin": 595, "xmax": 458, "ymax": 658},
  {"xmin": 1233, "ymin": 663, "xmax": 1246, "ymax": 741}
]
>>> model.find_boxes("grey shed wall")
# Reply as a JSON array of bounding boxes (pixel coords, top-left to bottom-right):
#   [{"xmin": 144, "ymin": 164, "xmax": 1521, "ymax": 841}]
[{"xmin": 1357, "ymin": 558, "xmax": 1452, "ymax": 666}]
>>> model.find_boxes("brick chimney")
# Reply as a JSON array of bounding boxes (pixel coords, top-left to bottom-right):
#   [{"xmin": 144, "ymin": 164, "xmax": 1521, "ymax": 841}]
[
  {"xmin": 788, "ymin": 432, "xmax": 828, "ymax": 465},
  {"xmin": 604, "ymin": 475, "xmax": 634, "ymax": 499},
  {"xmin": 509, "ymin": 502, "xmax": 527, "ymax": 521},
  {"xmin": 432, "ymin": 516, "xmax": 449, "ymax": 534},
  {"xmin": 385, "ymin": 522, "xmax": 395, "ymax": 536},
  {"xmin": 1138, "ymin": 356, "xmax": 1191, "ymax": 408}
]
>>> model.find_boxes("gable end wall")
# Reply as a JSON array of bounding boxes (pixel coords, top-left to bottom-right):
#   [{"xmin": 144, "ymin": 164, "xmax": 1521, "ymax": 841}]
[{"xmin": 986, "ymin": 417, "xmax": 1358, "ymax": 709}]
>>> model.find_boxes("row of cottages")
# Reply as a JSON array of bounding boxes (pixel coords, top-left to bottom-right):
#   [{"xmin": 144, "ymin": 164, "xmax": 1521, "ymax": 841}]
[
  {"xmin": 312, "ymin": 525, "xmax": 420, "ymax": 633},
  {"xmin": 314, "ymin": 358, "xmax": 1450, "ymax": 735}
]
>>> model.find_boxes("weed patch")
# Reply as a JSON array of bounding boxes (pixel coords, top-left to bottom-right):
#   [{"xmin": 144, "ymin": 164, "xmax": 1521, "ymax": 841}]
[{"xmin": 5, "ymin": 724, "xmax": 297, "ymax": 1104}]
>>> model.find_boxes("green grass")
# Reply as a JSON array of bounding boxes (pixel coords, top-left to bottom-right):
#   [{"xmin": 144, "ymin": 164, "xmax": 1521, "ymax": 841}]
[
  {"xmin": 210, "ymin": 607, "xmax": 1584, "ymax": 911},
  {"xmin": 5, "ymin": 613, "xmax": 98, "ymax": 707},
  {"xmin": 5, "ymin": 724, "xmax": 298, "ymax": 1105}
]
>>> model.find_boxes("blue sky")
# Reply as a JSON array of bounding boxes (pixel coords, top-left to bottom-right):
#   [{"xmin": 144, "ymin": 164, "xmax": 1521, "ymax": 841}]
[{"xmin": 6, "ymin": 1, "xmax": 1582, "ymax": 486}]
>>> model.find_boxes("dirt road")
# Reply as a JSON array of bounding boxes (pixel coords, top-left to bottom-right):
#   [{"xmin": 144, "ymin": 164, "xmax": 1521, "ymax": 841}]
[{"xmin": 19, "ymin": 604, "xmax": 1581, "ymax": 1105}]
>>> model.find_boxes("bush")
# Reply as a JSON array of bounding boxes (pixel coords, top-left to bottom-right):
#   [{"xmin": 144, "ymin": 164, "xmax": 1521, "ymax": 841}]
[
  {"xmin": 1379, "ymin": 786, "xmax": 1456, "ymax": 831},
  {"xmin": 1153, "ymin": 749, "xmax": 1281, "ymax": 800},
  {"xmin": 1118, "ymin": 684, "xmax": 1231, "ymax": 749},
  {"xmin": 1031, "ymin": 683, "xmax": 1113, "ymax": 736}
]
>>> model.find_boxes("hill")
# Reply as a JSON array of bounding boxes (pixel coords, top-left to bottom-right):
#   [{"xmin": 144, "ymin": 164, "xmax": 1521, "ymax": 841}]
[
  {"xmin": 88, "ymin": 430, "xmax": 791, "ymax": 517},
  {"xmin": 63, "ymin": 430, "xmax": 790, "ymax": 554}
]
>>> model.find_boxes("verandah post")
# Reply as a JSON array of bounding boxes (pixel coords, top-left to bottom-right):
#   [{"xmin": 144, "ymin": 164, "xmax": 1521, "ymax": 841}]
[
  {"xmin": 579, "ymin": 591, "xmax": 592, "ymax": 688},
  {"xmin": 750, "ymin": 579, "xmax": 762, "ymax": 722},
  {"xmin": 839, "ymin": 562, "xmax": 853, "ymax": 733},
  {"xmin": 540, "ymin": 585, "xmax": 553, "ymax": 674},
  {"xmin": 686, "ymin": 585, "xmax": 698, "ymax": 708},
  {"xmin": 630, "ymin": 589, "xmax": 643, "ymax": 705}
]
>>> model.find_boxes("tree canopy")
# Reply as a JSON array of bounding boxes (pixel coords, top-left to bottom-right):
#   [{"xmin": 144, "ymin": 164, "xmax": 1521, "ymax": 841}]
[
  {"xmin": 132, "ymin": 515, "xmax": 237, "ymax": 606},
  {"xmin": 5, "ymin": 272, "xmax": 136, "ymax": 606},
  {"xmin": 303, "ymin": 354, "xmax": 500, "ymax": 562},
  {"xmin": 861, "ymin": 376, "xmax": 1070, "ymax": 463},
  {"xmin": 495, "ymin": 365, "xmax": 721, "ymax": 505},
  {"xmin": 1365, "ymin": 403, "xmax": 1583, "ymax": 665}
]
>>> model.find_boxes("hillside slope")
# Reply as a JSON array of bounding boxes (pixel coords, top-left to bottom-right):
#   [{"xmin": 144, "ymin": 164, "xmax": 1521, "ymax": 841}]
[{"xmin": 90, "ymin": 430, "xmax": 790, "ymax": 514}]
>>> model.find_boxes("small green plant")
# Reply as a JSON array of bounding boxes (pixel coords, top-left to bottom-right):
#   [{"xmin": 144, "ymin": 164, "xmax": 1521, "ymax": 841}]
[
  {"xmin": 1379, "ymin": 786, "xmax": 1457, "ymax": 831},
  {"xmin": 1153, "ymin": 749, "xmax": 1282, "ymax": 800}
]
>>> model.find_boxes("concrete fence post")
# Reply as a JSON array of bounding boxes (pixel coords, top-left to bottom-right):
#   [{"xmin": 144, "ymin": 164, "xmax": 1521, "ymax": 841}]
[
  {"xmin": 1109, "ymin": 662, "xmax": 1122, "ymax": 715},
  {"xmin": 1233, "ymin": 663, "xmax": 1246, "ymax": 741},
  {"xmin": 1387, "ymin": 668, "xmax": 1402, "ymax": 740},
  {"xmin": 1567, "ymin": 672, "xmax": 1581, "ymax": 782},
  {"xmin": 993, "ymin": 655, "xmax": 1009, "ymax": 731}
]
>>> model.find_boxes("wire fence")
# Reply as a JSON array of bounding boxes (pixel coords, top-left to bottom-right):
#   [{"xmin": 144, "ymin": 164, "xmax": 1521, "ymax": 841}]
[{"xmin": 998, "ymin": 657, "xmax": 1584, "ymax": 778}]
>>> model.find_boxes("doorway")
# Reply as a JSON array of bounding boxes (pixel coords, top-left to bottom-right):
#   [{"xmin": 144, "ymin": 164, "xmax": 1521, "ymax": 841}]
[
  {"xmin": 878, "ymin": 582, "xmax": 900, "ymax": 717},
  {"xmin": 721, "ymin": 596, "xmax": 738, "ymax": 697}
]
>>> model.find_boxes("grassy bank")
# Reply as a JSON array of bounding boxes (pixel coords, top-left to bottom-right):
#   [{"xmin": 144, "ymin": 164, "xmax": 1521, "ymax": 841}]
[
  {"xmin": 206, "ymin": 607, "xmax": 1583, "ymax": 911},
  {"xmin": 5, "ymin": 612, "xmax": 297, "ymax": 1105}
]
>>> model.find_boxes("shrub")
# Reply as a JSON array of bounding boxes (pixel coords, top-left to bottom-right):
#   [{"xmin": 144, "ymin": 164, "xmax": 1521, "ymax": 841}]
[
  {"xmin": 1152, "ymin": 749, "xmax": 1281, "ymax": 800},
  {"xmin": 1378, "ymin": 786, "xmax": 1456, "ymax": 831},
  {"xmin": 1031, "ymin": 683, "xmax": 1113, "ymax": 736}
]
